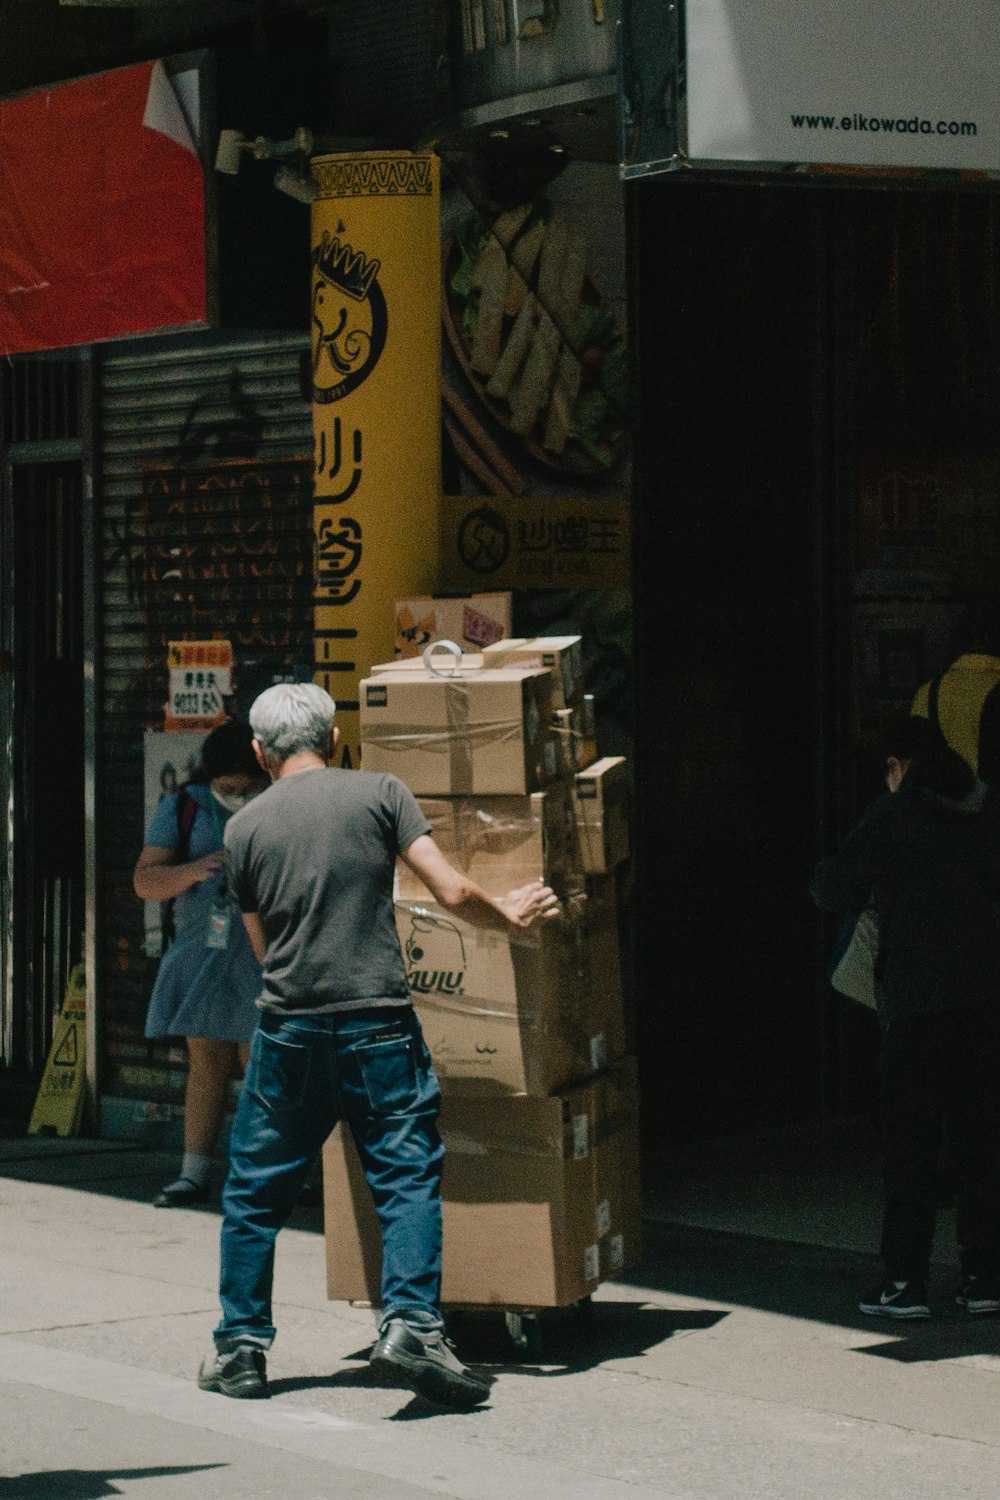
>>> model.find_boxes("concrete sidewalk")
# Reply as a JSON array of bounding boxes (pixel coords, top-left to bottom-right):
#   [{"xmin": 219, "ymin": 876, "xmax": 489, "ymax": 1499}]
[{"xmin": 2, "ymin": 1137, "xmax": 1000, "ymax": 1498}]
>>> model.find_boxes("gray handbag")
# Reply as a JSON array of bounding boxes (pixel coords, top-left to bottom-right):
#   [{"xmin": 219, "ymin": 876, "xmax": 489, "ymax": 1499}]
[{"xmin": 829, "ymin": 909, "xmax": 878, "ymax": 1010}]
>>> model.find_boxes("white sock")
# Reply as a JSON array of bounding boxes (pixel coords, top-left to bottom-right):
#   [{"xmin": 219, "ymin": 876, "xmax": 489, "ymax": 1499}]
[{"xmin": 179, "ymin": 1152, "xmax": 212, "ymax": 1186}]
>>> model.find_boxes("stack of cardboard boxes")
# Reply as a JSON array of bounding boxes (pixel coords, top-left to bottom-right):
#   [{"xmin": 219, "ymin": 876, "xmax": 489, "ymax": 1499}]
[{"xmin": 323, "ymin": 611, "xmax": 638, "ymax": 1311}]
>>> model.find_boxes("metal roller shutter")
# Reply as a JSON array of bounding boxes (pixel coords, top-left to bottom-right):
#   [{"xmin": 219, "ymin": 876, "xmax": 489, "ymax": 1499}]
[{"xmin": 97, "ymin": 330, "xmax": 313, "ymax": 1120}]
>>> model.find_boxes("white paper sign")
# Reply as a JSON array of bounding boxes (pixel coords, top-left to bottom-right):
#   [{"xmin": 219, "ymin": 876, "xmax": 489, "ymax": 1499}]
[
  {"xmin": 167, "ymin": 665, "xmax": 231, "ymax": 723},
  {"xmin": 686, "ymin": 0, "xmax": 1000, "ymax": 171}
]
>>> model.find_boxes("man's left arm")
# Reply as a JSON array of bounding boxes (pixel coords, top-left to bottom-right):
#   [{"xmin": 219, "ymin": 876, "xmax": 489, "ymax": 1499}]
[
  {"xmin": 224, "ymin": 822, "xmax": 267, "ymax": 963},
  {"xmin": 241, "ymin": 911, "xmax": 267, "ymax": 963}
]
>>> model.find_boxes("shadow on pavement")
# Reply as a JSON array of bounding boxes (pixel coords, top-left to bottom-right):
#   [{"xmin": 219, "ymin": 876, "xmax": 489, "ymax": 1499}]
[
  {"xmin": 627, "ymin": 1220, "xmax": 1000, "ymax": 1363},
  {"xmin": 9, "ymin": 1137, "xmax": 999, "ymax": 1366},
  {"xmin": 0, "ymin": 1466, "xmax": 224, "ymax": 1497}
]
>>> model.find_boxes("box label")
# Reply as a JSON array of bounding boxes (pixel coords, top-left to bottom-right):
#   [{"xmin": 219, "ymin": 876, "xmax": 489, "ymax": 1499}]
[
  {"xmin": 609, "ymin": 1233, "xmax": 625, "ymax": 1274},
  {"xmin": 590, "ymin": 1032, "xmax": 608, "ymax": 1072},
  {"xmin": 366, "ymin": 684, "xmax": 388, "ymax": 707},
  {"xmin": 572, "ymin": 1112, "xmax": 590, "ymax": 1160},
  {"xmin": 576, "ymin": 780, "xmax": 598, "ymax": 800},
  {"xmin": 596, "ymin": 1198, "xmax": 612, "ymax": 1238},
  {"xmin": 584, "ymin": 1243, "xmax": 600, "ymax": 1282}
]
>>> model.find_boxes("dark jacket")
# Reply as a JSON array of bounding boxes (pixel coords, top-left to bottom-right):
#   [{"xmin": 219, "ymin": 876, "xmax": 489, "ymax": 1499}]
[{"xmin": 812, "ymin": 786, "xmax": 1000, "ymax": 1025}]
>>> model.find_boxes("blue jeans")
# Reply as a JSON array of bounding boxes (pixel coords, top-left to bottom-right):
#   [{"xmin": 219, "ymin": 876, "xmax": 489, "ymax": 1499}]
[{"xmin": 215, "ymin": 1006, "xmax": 444, "ymax": 1351}]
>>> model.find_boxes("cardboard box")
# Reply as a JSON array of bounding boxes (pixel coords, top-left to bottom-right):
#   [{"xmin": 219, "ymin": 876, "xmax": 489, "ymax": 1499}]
[
  {"xmin": 360, "ymin": 666, "xmax": 557, "ymax": 795},
  {"xmin": 591, "ymin": 1056, "xmax": 643, "ymax": 1279},
  {"xmin": 573, "ymin": 756, "xmax": 630, "ymax": 874},
  {"xmin": 395, "ymin": 593, "xmax": 512, "ymax": 658},
  {"xmin": 395, "ymin": 784, "xmax": 584, "ymax": 903},
  {"xmin": 323, "ymin": 1060, "xmax": 642, "ymax": 1309},
  {"xmin": 482, "ymin": 636, "xmax": 584, "ymax": 710},
  {"xmin": 395, "ymin": 894, "xmax": 625, "ymax": 1095},
  {"xmin": 371, "ymin": 653, "xmax": 484, "ymax": 674},
  {"xmin": 551, "ymin": 705, "xmax": 596, "ymax": 774}
]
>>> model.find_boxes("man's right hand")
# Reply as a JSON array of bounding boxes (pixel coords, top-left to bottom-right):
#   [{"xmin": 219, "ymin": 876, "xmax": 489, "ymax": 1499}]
[{"xmin": 498, "ymin": 879, "xmax": 561, "ymax": 929}]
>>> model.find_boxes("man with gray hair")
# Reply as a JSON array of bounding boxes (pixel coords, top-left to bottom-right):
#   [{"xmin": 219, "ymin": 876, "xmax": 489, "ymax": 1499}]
[{"xmin": 197, "ymin": 682, "xmax": 558, "ymax": 1408}]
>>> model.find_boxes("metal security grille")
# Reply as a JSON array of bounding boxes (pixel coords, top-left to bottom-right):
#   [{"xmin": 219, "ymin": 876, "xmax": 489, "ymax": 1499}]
[
  {"xmin": 0, "ymin": 356, "xmax": 86, "ymax": 1082},
  {"xmin": 97, "ymin": 331, "xmax": 314, "ymax": 1108}
]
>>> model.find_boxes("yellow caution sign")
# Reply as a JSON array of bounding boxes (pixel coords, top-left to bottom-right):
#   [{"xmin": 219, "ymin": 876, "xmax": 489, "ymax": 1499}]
[
  {"xmin": 310, "ymin": 152, "xmax": 441, "ymax": 768},
  {"xmin": 28, "ymin": 964, "xmax": 87, "ymax": 1138}
]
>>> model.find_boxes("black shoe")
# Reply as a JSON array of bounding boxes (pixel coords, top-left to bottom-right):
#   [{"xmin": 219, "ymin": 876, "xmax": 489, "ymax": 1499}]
[
  {"xmin": 859, "ymin": 1278, "xmax": 930, "ymax": 1319},
  {"xmin": 370, "ymin": 1319, "xmax": 492, "ymax": 1410},
  {"xmin": 197, "ymin": 1345, "xmax": 269, "ymax": 1399},
  {"xmin": 153, "ymin": 1177, "xmax": 210, "ymax": 1209},
  {"xmin": 956, "ymin": 1273, "xmax": 1000, "ymax": 1315}
]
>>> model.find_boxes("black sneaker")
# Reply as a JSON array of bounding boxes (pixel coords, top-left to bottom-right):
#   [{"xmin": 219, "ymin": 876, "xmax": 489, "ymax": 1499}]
[
  {"xmin": 154, "ymin": 1177, "xmax": 210, "ymax": 1209},
  {"xmin": 370, "ymin": 1319, "xmax": 492, "ymax": 1410},
  {"xmin": 956, "ymin": 1273, "xmax": 1000, "ymax": 1315},
  {"xmin": 197, "ymin": 1345, "xmax": 269, "ymax": 1399},
  {"xmin": 859, "ymin": 1278, "xmax": 930, "ymax": 1319}
]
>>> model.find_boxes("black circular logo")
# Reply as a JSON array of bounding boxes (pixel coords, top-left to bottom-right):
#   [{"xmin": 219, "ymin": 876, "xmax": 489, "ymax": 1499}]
[{"xmin": 457, "ymin": 506, "xmax": 510, "ymax": 575}]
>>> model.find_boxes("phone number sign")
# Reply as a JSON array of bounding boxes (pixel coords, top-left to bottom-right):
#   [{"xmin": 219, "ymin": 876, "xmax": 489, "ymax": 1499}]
[{"xmin": 166, "ymin": 640, "xmax": 233, "ymax": 731}]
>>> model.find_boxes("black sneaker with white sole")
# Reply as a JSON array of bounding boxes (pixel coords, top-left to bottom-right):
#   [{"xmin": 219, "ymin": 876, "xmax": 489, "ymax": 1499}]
[
  {"xmin": 859, "ymin": 1278, "xmax": 930, "ymax": 1319},
  {"xmin": 956, "ymin": 1273, "xmax": 1000, "ymax": 1315},
  {"xmin": 370, "ymin": 1319, "xmax": 492, "ymax": 1410},
  {"xmin": 197, "ymin": 1344, "xmax": 269, "ymax": 1399}
]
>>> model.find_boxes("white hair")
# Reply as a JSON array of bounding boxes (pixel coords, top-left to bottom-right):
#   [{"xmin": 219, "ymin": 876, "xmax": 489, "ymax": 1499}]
[{"xmin": 249, "ymin": 683, "xmax": 336, "ymax": 762}]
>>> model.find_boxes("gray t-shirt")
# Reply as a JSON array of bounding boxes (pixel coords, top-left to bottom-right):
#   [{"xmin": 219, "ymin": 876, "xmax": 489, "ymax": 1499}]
[{"xmin": 224, "ymin": 768, "xmax": 431, "ymax": 1013}]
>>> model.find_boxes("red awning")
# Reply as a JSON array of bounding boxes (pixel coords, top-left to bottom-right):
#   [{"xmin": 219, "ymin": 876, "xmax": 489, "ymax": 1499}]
[{"xmin": 0, "ymin": 60, "xmax": 206, "ymax": 355}]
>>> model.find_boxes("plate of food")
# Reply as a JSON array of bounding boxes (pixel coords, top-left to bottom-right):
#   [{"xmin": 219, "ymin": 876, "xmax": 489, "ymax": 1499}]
[{"xmin": 443, "ymin": 203, "xmax": 629, "ymax": 478}]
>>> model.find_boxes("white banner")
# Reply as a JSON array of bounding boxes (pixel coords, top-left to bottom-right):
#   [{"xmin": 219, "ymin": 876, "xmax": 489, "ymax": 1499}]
[{"xmin": 686, "ymin": 0, "xmax": 1000, "ymax": 171}]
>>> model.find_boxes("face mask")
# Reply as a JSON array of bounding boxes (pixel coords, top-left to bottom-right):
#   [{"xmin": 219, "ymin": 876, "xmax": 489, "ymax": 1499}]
[{"xmin": 212, "ymin": 788, "xmax": 252, "ymax": 815}]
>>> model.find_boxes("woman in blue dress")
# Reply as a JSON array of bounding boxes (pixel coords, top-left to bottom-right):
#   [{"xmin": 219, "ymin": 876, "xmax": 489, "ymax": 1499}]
[{"xmin": 134, "ymin": 721, "xmax": 268, "ymax": 1207}]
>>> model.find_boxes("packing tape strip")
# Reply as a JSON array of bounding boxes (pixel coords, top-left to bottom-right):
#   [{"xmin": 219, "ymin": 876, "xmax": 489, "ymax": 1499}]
[{"xmin": 361, "ymin": 719, "xmax": 526, "ymax": 751}]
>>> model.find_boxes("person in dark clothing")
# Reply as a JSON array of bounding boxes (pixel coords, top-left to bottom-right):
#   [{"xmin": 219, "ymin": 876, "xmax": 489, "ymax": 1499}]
[{"xmin": 812, "ymin": 715, "xmax": 1000, "ymax": 1319}]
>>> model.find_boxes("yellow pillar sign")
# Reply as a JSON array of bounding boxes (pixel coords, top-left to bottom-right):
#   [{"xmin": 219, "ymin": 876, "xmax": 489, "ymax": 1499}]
[
  {"xmin": 310, "ymin": 152, "xmax": 442, "ymax": 768},
  {"xmin": 28, "ymin": 964, "xmax": 87, "ymax": 1138}
]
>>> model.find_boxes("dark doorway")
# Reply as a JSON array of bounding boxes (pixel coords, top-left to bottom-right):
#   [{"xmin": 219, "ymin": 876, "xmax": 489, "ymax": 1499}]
[
  {"xmin": 1, "ymin": 455, "xmax": 86, "ymax": 1089},
  {"xmin": 629, "ymin": 179, "xmax": 1000, "ymax": 1149}
]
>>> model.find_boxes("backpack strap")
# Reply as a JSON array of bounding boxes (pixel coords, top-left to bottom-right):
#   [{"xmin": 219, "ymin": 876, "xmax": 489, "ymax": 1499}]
[{"xmin": 175, "ymin": 787, "xmax": 199, "ymax": 859}]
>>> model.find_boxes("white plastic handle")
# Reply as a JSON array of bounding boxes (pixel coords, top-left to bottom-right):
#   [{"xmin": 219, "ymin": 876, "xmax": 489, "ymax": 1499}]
[{"xmin": 422, "ymin": 639, "xmax": 464, "ymax": 678}]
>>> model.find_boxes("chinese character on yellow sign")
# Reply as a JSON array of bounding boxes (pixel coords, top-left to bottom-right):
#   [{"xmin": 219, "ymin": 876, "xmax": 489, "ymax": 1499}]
[
  {"xmin": 166, "ymin": 640, "xmax": 233, "ymax": 732},
  {"xmin": 310, "ymin": 152, "xmax": 441, "ymax": 770}
]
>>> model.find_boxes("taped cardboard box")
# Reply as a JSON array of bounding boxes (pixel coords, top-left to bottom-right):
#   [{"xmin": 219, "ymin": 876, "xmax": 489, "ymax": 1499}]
[
  {"xmin": 396, "ymin": 895, "xmax": 625, "ymax": 1095},
  {"xmin": 592, "ymin": 1056, "xmax": 643, "ymax": 1279},
  {"xmin": 482, "ymin": 636, "xmax": 584, "ymax": 710},
  {"xmin": 395, "ymin": 594, "xmax": 511, "ymax": 658},
  {"xmin": 573, "ymin": 756, "xmax": 630, "ymax": 874},
  {"xmin": 395, "ymin": 784, "xmax": 584, "ymax": 903},
  {"xmin": 372, "ymin": 653, "xmax": 592, "ymax": 774},
  {"xmin": 323, "ymin": 1064, "xmax": 642, "ymax": 1309},
  {"xmin": 371, "ymin": 654, "xmax": 484, "ymax": 674},
  {"xmin": 360, "ymin": 666, "xmax": 557, "ymax": 796}
]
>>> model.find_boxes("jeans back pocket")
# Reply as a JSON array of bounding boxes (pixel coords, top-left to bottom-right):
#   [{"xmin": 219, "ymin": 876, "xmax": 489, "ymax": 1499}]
[
  {"xmin": 248, "ymin": 1030, "xmax": 312, "ymax": 1114},
  {"xmin": 349, "ymin": 1033, "xmax": 419, "ymax": 1115}
]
